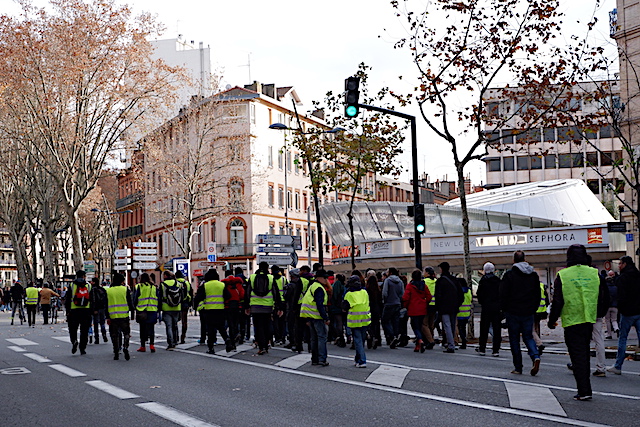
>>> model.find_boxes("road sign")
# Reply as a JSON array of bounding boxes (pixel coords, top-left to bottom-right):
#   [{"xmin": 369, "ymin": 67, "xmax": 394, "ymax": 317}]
[
  {"xmin": 292, "ymin": 235, "xmax": 302, "ymax": 250},
  {"xmin": 114, "ymin": 258, "xmax": 130, "ymax": 265},
  {"xmin": 133, "ymin": 262, "xmax": 157, "ymax": 270},
  {"xmin": 258, "ymin": 254, "xmax": 297, "ymax": 267},
  {"xmin": 133, "ymin": 255, "xmax": 157, "ymax": 262},
  {"xmin": 114, "ymin": 265, "xmax": 131, "ymax": 271},
  {"xmin": 173, "ymin": 259, "xmax": 190, "ymax": 279},
  {"xmin": 256, "ymin": 234, "xmax": 294, "ymax": 245},
  {"xmin": 257, "ymin": 246, "xmax": 296, "ymax": 254},
  {"xmin": 207, "ymin": 242, "xmax": 217, "ymax": 262},
  {"xmin": 83, "ymin": 260, "xmax": 96, "ymax": 273},
  {"xmin": 133, "ymin": 241, "xmax": 158, "ymax": 248},
  {"xmin": 115, "ymin": 249, "xmax": 131, "ymax": 257},
  {"xmin": 133, "ymin": 248, "xmax": 158, "ymax": 255}
]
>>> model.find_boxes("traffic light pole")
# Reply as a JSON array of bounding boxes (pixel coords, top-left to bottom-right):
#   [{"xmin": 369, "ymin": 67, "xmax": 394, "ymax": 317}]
[{"xmin": 354, "ymin": 103, "xmax": 422, "ymax": 270}]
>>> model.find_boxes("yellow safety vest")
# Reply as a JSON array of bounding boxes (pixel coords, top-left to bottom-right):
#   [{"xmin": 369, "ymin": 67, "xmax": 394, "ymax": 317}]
[
  {"xmin": 425, "ymin": 278, "xmax": 436, "ymax": 306},
  {"xmin": 297, "ymin": 277, "xmax": 310, "ymax": 304},
  {"xmin": 106, "ymin": 286, "xmax": 129, "ymax": 319},
  {"xmin": 25, "ymin": 287, "xmax": 39, "ymax": 305},
  {"xmin": 558, "ymin": 265, "xmax": 599, "ymax": 328},
  {"xmin": 300, "ymin": 282, "xmax": 327, "ymax": 319},
  {"xmin": 345, "ymin": 289, "xmax": 371, "ymax": 328},
  {"xmin": 177, "ymin": 278, "xmax": 192, "ymax": 303},
  {"xmin": 274, "ymin": 276, "xmax": 286, "ymax": 300},
  {"xmin": 457, "ymin": 289, "xmax": 472, "ymax": 319},
  {"xmin": 136, "ymin": 283, "xmax": 158, "ymax": 312},
  {"xmin": 537, "ymin": 282, "xmax": 547, "ymax": 314},
  {"xmin": 70, "ymin": 283, "xmax": 92, "ymax": 310},
  {"xmin": 202, "ymin": 280, "xmax": 225, "ymax": 310},
  {"xmin": 249, "ymin": 273, "xmax": 275, "ymax": 309},
  {"xmin": 161, "ymin": 279, "xmax": 183, "ymax": 312}
]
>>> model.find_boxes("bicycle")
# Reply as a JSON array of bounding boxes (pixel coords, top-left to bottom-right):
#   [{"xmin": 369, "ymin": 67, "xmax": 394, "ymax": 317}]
[
  {"xmin": 50, "ymin": 296, "xmax": 59, "ymax": 324},
  {"xmin": 11, "ymin": 301, "xmax": 25, "ymax": 325}
]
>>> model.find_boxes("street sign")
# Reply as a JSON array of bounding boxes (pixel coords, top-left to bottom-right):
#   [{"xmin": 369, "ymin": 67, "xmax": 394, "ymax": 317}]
[
  {"xmin": 173, "ymin": 259, "xmax": 190, "ymax": 279},
  {"xmin": 256, "ymin": 234, "xmax": 294, "ymax": 245},
  {"xmin": 627, "ymin": 233, "xmax": 634, "ymax": 242},
  {"xmin": 258, "ymin": 254, "xmax": 297, "ymax": 267},
  {"xmin": 113, "ymin": 258, "xmax": 130, "ymax": 265},
  {"xmin": 133, "ymin": 248, "xmax": 158, "ymax": 255},
  {"xmin": 292, "ymin": 235, "xmax": 302, "ymax": 250},
  {"xmin": 133, "ymin": 262, "xmax": 157, "ymax": 270},
  {"xmin": 114, "ymin": 265, "xmax": 131, "ymax": 271},
  {"xmin": 207, "ymin": 241, "xmax": 217, "ymax": 262},
  {"xmin": 133, "ymin": 255, "xmax": 157, "ymax": 262},
  {"xmin": 133, "ymin": 241, "xmax": 158, "ymax": 248},
  {"xmin": 115, "ymin": 249, "xmax": 131, "ymax": 257},
  {"xmin": 83, "ymin": 260, "xmax": 96, "ymax": 273},
  {"xmin": 257, "ymin": 245, "xmax": 296, "ymax": 254},
  {"xmin": 608, "ymin": 222, "xmax": 627, "ymax": 233}
]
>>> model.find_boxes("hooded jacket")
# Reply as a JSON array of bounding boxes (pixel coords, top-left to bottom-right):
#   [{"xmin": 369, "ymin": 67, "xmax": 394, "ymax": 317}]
[
  {"xmin": 616, "ymin": 263, "xmax": 640, "ymax": 316},
  {"xmin": 402, "ymin": 280, "xmax": 432, "ymax": 317},
  {"xmin": 434, "ymin": 273, "xmax": 464, "ymax": 314},
  {"xmin": 477, "ymin": 273, "xmax": 501, "ymax": 312},
  {"xmin": 499, "ymin": 262, "xmax": 540, "ymax": 316},
  {"xmin": 382, "ymin": 275, "xmax": 404, "ymax": 306}
]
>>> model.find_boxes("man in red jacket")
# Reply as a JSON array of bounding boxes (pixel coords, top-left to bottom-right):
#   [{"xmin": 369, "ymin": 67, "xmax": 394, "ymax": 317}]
[{"xmin": 222, "ymin": 275, "xmax": 244, "ymax": 348}]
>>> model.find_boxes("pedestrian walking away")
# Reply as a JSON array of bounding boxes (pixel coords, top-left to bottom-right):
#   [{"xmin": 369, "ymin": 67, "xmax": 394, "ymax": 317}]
[
  {"xmin": 194, "ymin": 269, "xmax": 234, "ymax": 354},
  {"xmin": 343, "ymin": 275, "xmax": 371, "ymax": 368},
  {"xmin": 175, "ymin": 270, "xmax": 193, "ymax": 344},
  {"xmin": 381, "ymin": 267, "xmax": 404, "ymax": 348},
  {"xmin": 500, "ymin": 251, "xmax": 541, "ymax": 375},
  {"xmin": 65, "ymin": 270, "xmax": 92, "ymax": 355},
  {"xmin": 24, "ymin": 282, "xmax": 39, "ymax": 327},
  {"xmin": 134, "ymin": 273, "xmax": 160, "ymax": 353},
  {"xmin": 301, "ymin": 269, "xmax": 330, "ymax": 366},
  {"xmin": 435, "ymin": 262, "xmax": 463, "ymax": 353},
  {"xmin": 476, "ymin": 262, "xmax": 502, "ymax": 357},
  {"xmin": 106, "ymin": 273, "xmax": 134, "ymax": 361},
  {"xmin": 245, "ymin": 262, "xmax": 284, "ymax": 355},
  {"xmin": 402, "ymin": 269, "xmax": 432, "ymax": 353},
  {"xmin": 39, "ymin": 282, "xmax": 59, "ymax": 326},
  {"xmin": 421, "ymin": 267, "xmax": 438, "ymax": 350},
  {"xmin": 159, "ymin": 270, "xmax": 184, "ymax": 350},
  {"xmin": 604, "ymin": 270, "xmax": 619, "ymax": 339},
  {"xmin": 89, "ymin": 277, "xmax": 108, "ymax": 344},
  {"xmin": 456, "ymin": 277, "xmax": 472, "ymax": 350}
]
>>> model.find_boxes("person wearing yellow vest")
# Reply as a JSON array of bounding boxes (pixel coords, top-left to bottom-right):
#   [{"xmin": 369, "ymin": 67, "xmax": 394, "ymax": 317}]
[
  {"xmin": 456, "ymin": 278, "xmax": 472, "ymax": 350},
  {"xmin": 532, "ymin": 282, "xmax": 549, "ymax": 355},
  {"xmin": 343, "ymin": 275, "xmax": 371, "ymax": 368},
  {"xmin": 300, "ymin": 269, "xmax": 330, "ymax": 366},
  {"xmin": 548, "ymin": 244, "xmax": 602, "ymax": 401},
  {"xmin": 194, "ymin": 269, "xmax": 233, "ymax": 354},
  {"xmin": 271, "ymin": 265, "xmax": 288, "ymax": 345},
  {"xmin": 243, "ymin": 262, "xmax": 283, "ymax": 355},
  {"xmin": 134, "ymin": 273, "xmax": 160, "ymax": 353},
  {"xmin": 64, "ymin": 270, "xmax": 92, "ymax": 355},
  {"xmin": 24, "ymin": 282, "xmax": 39, "ymax": 327},
  {"xmin": 175, "ymin": 270, "xmax": 193, "ymax": 344},
  {"xmin": 284, "ymin": 269, "xmax": 309, "ymax": 353},
  {"xmin": 106, "ymin": 272, "xmax": 134, "ymax": 361},
  {"xmin": 159, "ymin": 270, "xmax": 184, "ymax": 350},
  {"xmin": 421, "ymin": 267, "xmax": 438, "ymax": 350}
]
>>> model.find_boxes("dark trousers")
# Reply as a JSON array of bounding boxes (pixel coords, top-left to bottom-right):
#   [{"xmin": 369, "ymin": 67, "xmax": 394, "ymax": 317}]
[
  {"xmin": 252, "ymin": 313, "xmax": 272, "ymax": 351},
  {"xmin": 226, "ymin": 307, "xmax": 240, "ymax": 343},
  {"xmin": 369, "ymin": 312, "xmax": 381, "ymax": 343},
  {"xmin": 381, "ymin": 304, "xmax": 401, "ymax": 343},
  {"xmin": 180, "ymin": 308, "xmax": 189, "ymax": 341},
  {"xmin": 41, "ymin": 304, "xmax": 51, "ymax": 324},
  {"xmin": 329, "ymin": 312, "xmax": 344, "ymax": 342},
  {"xmin": 505, "ymin": 313, "xmax": 539, "ymax": 372},
  {"xmin": 92, "ymin": 309, "xmax": 107, "ymax": 339},
  {"xmin": 239, "ymin": 312, "xmax": 251, "ymax": 340},
  {"xmin": 68, "ymin": 309, "xmax": 92, "ymax": 350},
  {"xmin": 139, "ymin": 322, "xmax": 155, "ymax": 345},
  {"xmin": 26, "ymin": 305, "xmax": 37, "ymax": 326},
  {"xmin": 479, "ymin": 309, "xmax": 503, "ymax": 353},
  {"xmin": 109, "ymin": 318, "xmax": 131, "ymax": 354},
  {"xmin": 273, "ymin": 309, "xmax": 287, "ymax": 343},
  {"xmin": 204, "ymin": 310, "xmax": 229, "ymax": 350},
  {"xmin": 565, "ymin": 323, "xmax": 593, "ymax": 397}
]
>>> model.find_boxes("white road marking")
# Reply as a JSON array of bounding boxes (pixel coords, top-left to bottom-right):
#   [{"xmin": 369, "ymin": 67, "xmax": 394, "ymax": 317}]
[
  {"xmin": 86, "ymin": 380, "xmax": 140, "ymax": 399},
  {"xmin": 505, "ymin": 382, "xmax": 567, "ymax": 417},
  {"xmin": 275, "ymin": 353, "xmax": 312, "ymax": 369},
  {"xmin": 174, "ymin": 347, "xmax": 607, "ymax": 427},
  {"xmin": 176, "ymin": 342, "xmax": 200, "ymax": 350},
  {"xmin": 23, "ymin": 353, "xmax": 51, "ymax": 363},
  {"xmin": 8, "ymin": 346, "xmax": 26, "ymax": 352},
  {"xmin": 213, "ymin": 343, "xmax": 253, "ymax": 357},
  {"xmin": 136, "ymin": 402, "xmax": 220, "ymax": 427},
  {"xmin": 49, "ymin": 364, "xmax": 86, "ymax": 377},
  {"xmin": 366, "ymin": 365, "xmax": 411, "ymax": 388},
  {"xmin": 6, "ymin": 338, "xmax": 38, "ymax": 346},
  {"xmin": 51, "ymin": 336, "xmax": 71, "ymax": 343}
]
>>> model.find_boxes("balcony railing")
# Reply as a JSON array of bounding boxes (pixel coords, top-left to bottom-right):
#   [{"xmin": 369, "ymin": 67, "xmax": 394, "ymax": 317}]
[
  {"xmin": 217, "ymin": 244, "xmax": 255, "ymax": 257},
  {"xmin": 116, "ymin": 191, "xmax": 143, "ymax": 209},
  {"xmin": 117, "ymin": 225, "xmax": 143, "ymax": 239}
]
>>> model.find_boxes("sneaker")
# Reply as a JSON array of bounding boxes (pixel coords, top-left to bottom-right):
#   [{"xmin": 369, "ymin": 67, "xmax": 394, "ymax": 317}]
[
  {"xmin": 475, "ymin": 348, "xmax": 486, "ymax": 356},
  {"xmin": 166, "ymin": 346, "xmax": 174, "ymax": 351},
  {"xmin": 606, "ymin": 366, "xmax": 621, "ymax": 375},
  {"xmin": 137, "ymin": 346, "xmax": 146, "ymax": 352},
  {"xmin": 123, "ymin": 349, "xmax": 130, "ymax": 361},
  {"xmin": 149, "ymin": 345, "xmax": 156, "ymax": 353},
  {"xmin": 356, "ymin": 363, "xmax": 367, "ymax": 368},
  {"xmin": 592, "ymin": 370, "xmax": 606, "ymax": 377},
  {"xmin": 72, "ymin": 341, "xmax": 78, "ymax": 354},
  {"xmin": 510, "ymin": 369, "xmax": 522, "ymax": 374},
  {"xmin": 207, "ymin": 349, "xmax": 215, "ymax": 354},
  {"xmin": 443, "ymin": 348, "xmax": 455, "ymax": 353},
  {"xmin": 94, "ymin": 338, "xmax": 99, "ymax": 345},
  {"xmin": 103, "ymin": 333, "xmax": 108, "ymax": 343},
  {"xmin": 573, "ymin": 394, "xmax": 592, "ymax": 401},
  {"xmin": 89, "ymin": 336, "xmax": 93, "ymax": 344},
  {"xmin": 114, "ymin": 353, "xmax": 119, "ymax": 360},
  {"xmin": 537, "ymin": 344, "xmax": 545, "ymax": 355},
  {"xmin": 389, "ymin": 337, "xmax": 399, "ymax": 349},
  {"xmin": 318, "ymin": 361, "xmax": 329, "ymax": 367},
  {"xmin": 567, "ymin": 363, "xmax": 573, "ymax": 371},
  {"xmin": 492, "ymin": 352, "xmax": 500, "ymax": 357},
  {"xmin": 531, "ymin": 358, "xmax": 540, "ymax": 376}
]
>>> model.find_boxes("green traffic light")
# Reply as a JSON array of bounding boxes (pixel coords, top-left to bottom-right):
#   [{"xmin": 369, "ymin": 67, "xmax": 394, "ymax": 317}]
[
  {"xmin": 346, "ymin": 105, "xmax": 358, "ymax": 117},
  {"xmin": 416, "ymin": 224, "xmax": 425, "ymax": 233}
]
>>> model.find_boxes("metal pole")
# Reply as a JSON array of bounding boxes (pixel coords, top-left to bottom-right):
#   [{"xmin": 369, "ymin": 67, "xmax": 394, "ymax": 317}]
[{"xmin": 307, "ymin": 204, "xmax": 312, "ymax": 265}]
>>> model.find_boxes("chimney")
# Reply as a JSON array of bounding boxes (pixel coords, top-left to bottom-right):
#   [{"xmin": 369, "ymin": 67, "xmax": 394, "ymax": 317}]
[
  {"xmin": 244, "ymin": 81, "xmax": 261, "ymax": 94},
  {"xmin": 262, "ymin": 83, "xmax": 275, "ymax": 99}
]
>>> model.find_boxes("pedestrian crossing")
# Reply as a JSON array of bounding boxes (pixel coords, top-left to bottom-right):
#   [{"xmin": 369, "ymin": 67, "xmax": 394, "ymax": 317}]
[{"xmin": 365, "ymin": 365, "xmax": 411, "ymax": 388}]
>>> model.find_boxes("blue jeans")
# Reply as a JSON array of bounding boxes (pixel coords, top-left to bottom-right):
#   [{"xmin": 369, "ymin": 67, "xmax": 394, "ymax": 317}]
[
  {"xmin": 309, "ymin": 319, "xmax": 328, "ymax": 363},
  {"xmin": 162, "ymin": 311, "xmax": 180, "ymax": 346},
  {"xmin": 505, "ymin": 313, "xmax": 539, "ymax": 371},
  {"xmin": 614, "ymin": 314, "xmax": 640, "ymax": 370},
  {"xmin": 352, "ymin": 327, "xmax": 367, "ymax": 365},
  {"xmin": 381, "ymin": 305, "xmax": 400, "ymax": 343}
]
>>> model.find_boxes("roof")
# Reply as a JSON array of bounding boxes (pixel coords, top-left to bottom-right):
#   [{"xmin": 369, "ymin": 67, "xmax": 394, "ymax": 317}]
[{"xmin": 444, "ymin": 179, "xmax": 615, "ymax": 226}]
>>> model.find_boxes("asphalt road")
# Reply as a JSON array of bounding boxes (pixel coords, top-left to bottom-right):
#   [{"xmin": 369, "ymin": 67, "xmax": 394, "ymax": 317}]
[{"xmin": 1, "ymin": 312, "xmax": 639, "ymax": 427}]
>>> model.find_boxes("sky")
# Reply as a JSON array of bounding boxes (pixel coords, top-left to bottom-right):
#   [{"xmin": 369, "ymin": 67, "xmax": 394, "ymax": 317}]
[{"xmin": 4, "ymin": 0, "xmax": 619, "ymax": 185}]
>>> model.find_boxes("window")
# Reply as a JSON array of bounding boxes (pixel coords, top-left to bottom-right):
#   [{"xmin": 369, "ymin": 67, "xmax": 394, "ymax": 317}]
[
  {"xmin": 295, "ymin": 192, "xmax": 300, "ymax": 210},
  {"xmin": 557, "ymin": 127, "xmax": 572, "ymax": 141},
  {"xmin": 586, "ymin": 152, "xmax": 598, "ymax": 166},
  {"xmin": 502, "ymin": 129, "xmax": 514, "ymax": 145},
  {"xmin": 517, "ymin": 156, "xmax": 529, "ymax": 170},
  {"xmin": 516, "ymin": 129, "xmax": 541, "ymax": 144},
  {"xmin": 269, "ymin": 223, "xmax": 275, "ymax": 235},
  {"xmin": 486, "ymin": 102, "xmax": 501, "ymax": 118},
  {"xmin": 558, "ymin": 154, "xmax": 572, "ymax": 168},
  {"xmin": 599, "ymin": 125, "xmax": 612, "ymax": 138},
  {"xmin": 287, "ymin": 190, "xmax": 292, "ymax": 209},
  {"xmin": 210, "ymin": 222, "xmax": 216, "ymax": 243},
  {"xmin": 278, "ymin": 149, "xmax": 283, "ymax": 170},
  {"xmin": 250, "ymin": 103, "xmax": 256, "ymax": 124},
  {"xmin": 572, "ymin": 153, "xmax": 583, "ymax": 168},
  {"xmin": 584, "ymin": 127, "xmax": 597, "ymax": 139},
  {"xmin": 503, "ymin": 157, "xmax": 514, "ymax": 171},
  {"xmin": 268, "ymin": 146, "xmax": 273, "ymax": 167},
  {"xmin": 278, "ymin": 187, "xmax": 284, "ymax": 209},
  {"xmin": 587, "ymin": 179, "xmax": 600, "ymax": 194},
  {"xmin": 530, "ymin": 156, "xmax": 542, "ymax": 169},
  {"xmin": 268, "ymin": 185, "xmax": 274, "ymax": 207},
  {"xmin": 294, "ymin": 153, "xmax": 300, "ymax": 174},
  {"xmin": 229, "ymin": 219, "xmax": 245, "ymax": 246},
  {"xmin": 544, "ymin": 154, "xmax": 556, "ymax": 169},
  {"xmin": 287, "ymin": 151, "xmax": 292, "ymax": 172}
]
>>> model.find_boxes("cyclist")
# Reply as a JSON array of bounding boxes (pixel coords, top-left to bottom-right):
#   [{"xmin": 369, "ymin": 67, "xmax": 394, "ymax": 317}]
[{"xmin": 39, "ymin": 283, "xmax": 60, "ymax": 325}]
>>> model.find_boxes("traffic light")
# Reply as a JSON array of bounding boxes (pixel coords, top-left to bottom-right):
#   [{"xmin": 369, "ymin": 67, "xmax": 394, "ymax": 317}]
[
  {"xmin": 407, "ymin": 205, "xmax": 414, "ymax": 217},
  {"xmin": 344, "ymin": 76, "xmax": 360, "ymax": 118},
  {"xmin": 414, "ymin": 203, "xmax": 426, "ymax": 234}
]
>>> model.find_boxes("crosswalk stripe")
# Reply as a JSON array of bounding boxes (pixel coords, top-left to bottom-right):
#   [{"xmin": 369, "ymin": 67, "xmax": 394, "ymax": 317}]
[
  {"xmin": 86, "ymin": 380, "xmax": 140, "ymax": 399},
  {"xmin": 49, "ymin": 364, "xmax": 86, "ymax": 377},
  {"xmin": 8, "ymin": 346, "xmax": 26, "ymax": 352},
  {"xmin": 136, "ymin": 402, "xmax": 220, "ymax": 427},
  {"xmin": 366, "ymin": 365, "xmax": 411, "ymax": 388},
  {"xmin": 6, "ymin": 338, "xmax": 38, "ymax": 346},
  {"xmin": 276, "ymin": 353, "xmax": 311, "ymax": 369},
  {"xmin": 505, "ymin": 383, "xmax": 567, "ymax": 417},
  {"xmin": 216, "ymin": 344, "xmax": 253, "ymax": 357},
  {"xmin": 51, "ymin": 336, "xmax": 71, "ymax": 343},
  {"xmin": 23, "ymin": 353, "xmax": 51, "ymax": 363},
  {"xmin": 176, "ymin": 342, "xmax": 201, "ymax": 350}
]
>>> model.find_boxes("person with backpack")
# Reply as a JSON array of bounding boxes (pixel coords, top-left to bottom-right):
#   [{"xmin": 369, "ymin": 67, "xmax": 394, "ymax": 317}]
[
  {"xmin": 106, "ymin": 273, "xmax": 134, "ymax": 361},
  {"xmin": 222, "ymin": 274, "xmax": 245, "ymax": 347},
  {"xmin": 89, "ymin": 277, "xmax": 108, "ymax": 344},
  {"xmin": 134, "ymin": 273, "xmax": 160, "ymax": 353},
  {"xmin": 159, "ymin": 270, "xmax": 184, "ymax": 350},
  {"xmin": 271, "ymin": 265, "xmax": 288, "ymax": 345},
  {"xmin": 175, "ymin": 270, "xmax": 193, "ymax": 344},
  {"xmin": 244, "ymin": 261, "xmax": 283, "ymax": 355},
  {"xmin": 194, "ymin": 269, "xmax": 234, "ymax": 354},
  {"xmin": 65, "ymin": 270, "xmax": 92, "ymax": 355}
]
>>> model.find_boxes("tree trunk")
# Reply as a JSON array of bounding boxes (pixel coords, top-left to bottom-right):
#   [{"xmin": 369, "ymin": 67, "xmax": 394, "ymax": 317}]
[
  {"xmin": 69, "ymin": 208, "xmax": 84, "ymax": 271},
  {"xmin": 307, "ymin": 159, "xmax": 324, "ymax": 267},
  {"xmin": 456, "ymin": 163, "xmax": 475, "ymax": 338}
]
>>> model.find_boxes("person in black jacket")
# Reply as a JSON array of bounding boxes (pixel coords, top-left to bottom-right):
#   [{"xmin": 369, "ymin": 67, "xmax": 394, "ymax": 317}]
[
  {"xmin": 607, "ymin": 256, "xmax": 640, "ymax": 374},
  {"xmin": 476, "ymin": 262, "xmax": 502, "ymax": 356},
  {"xmin": 500, "ymin": 251, "xmax": 541, "ymax": 376},
  {"xmin": 435, "ymin": 262, "xmax": 463, "ymax": 353},
  {"xmin": 89, "ymin": 277, "xmax": 108, "ymax": 344}
]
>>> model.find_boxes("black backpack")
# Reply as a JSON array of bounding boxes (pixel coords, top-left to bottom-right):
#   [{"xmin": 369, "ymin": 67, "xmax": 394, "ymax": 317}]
[
  {"xmin": 163, "ymin": 281, "xmax": 184, "ymax": 307},
  {"xmin": 252, "ymin": 274, "xmax": 271, "ymax": 297}
]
